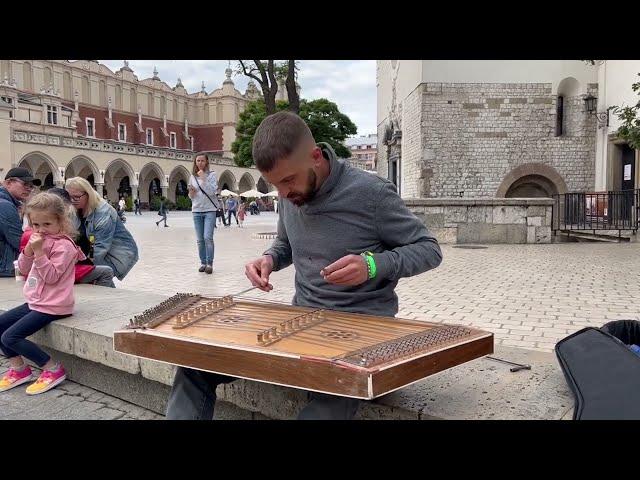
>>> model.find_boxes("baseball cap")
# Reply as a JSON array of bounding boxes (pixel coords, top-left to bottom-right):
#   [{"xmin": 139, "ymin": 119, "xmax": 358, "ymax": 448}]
[{"xmin": 5, "ymin": 167, "xmax": 42, "ymax": 186}]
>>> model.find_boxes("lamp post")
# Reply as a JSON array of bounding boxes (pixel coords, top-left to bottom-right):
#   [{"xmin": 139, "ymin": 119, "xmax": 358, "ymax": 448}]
[{"xmin": 584, "ymin": 95, "xmax": 610, "ymax": 129}]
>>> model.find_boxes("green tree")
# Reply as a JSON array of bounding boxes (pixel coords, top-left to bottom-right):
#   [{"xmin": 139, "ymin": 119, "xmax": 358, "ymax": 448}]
[
  {"xmin": 612, "ymin": 73, "xmax": 640, "ymax": 149},
  {"xmin": 231, "ymin": 98, "xmax": 357, "ymax": 168},
  {"xmin": 236, "ymin": 60, "xmax": 300, "ymax": 115}
]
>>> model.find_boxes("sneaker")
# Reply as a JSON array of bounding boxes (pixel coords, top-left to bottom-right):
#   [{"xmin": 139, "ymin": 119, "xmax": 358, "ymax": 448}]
[
  {"xmin": 205, "ymin": 265, "xmax": 214, "ymax": 274},
  {"xmin": 26, "ymin": 365, "xmax": 66, "ymax": 395},
  {"xmin": 198, "ymin": 265, "xmax": 206, "ymax": 273},
  {"xmin": 0, "ymin": 366, "xmax": 33, "ymax": 392}
]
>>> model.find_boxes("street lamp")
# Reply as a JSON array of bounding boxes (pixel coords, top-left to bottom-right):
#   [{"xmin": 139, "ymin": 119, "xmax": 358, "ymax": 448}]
[{"xmin": 584, "ymin": 95, "xmax": 609, "ymax": 129}]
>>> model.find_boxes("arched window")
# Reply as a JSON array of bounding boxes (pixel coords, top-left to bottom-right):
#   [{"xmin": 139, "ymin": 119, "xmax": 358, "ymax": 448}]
[
  {"xmin": 63, "ymin": 71, "xmax": 72, "ymax": 99},
  {"xmin": 555, "ymin": 96, "xmax": 564, "ymax": 137},
  {"xmin": 82, "ymin": 76, "xmax": 91, "ymax": 103},
  {"xmin": 23, "ymin": 62, "xmax": 33, "ymax": 91}
]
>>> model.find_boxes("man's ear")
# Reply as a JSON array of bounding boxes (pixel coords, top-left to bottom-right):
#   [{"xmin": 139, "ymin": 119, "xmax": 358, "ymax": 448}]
[{"xmin": 311, "ymin": 146, "xmax": 323, "ymax": 165}]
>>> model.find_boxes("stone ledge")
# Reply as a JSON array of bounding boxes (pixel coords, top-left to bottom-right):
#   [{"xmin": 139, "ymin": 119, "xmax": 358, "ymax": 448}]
[
  {"xmin": 405, "ymin": 198, "xmax": 555, "ymax": 207},
  {"xmin": 0, "ymin": 280, "xmax": 573, "ymax": 420}
]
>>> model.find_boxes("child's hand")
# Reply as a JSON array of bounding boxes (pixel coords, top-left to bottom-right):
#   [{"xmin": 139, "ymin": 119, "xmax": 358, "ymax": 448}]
[{"xmin": 29, "ymin": 233, "xmax": 44, "ymax": 255}]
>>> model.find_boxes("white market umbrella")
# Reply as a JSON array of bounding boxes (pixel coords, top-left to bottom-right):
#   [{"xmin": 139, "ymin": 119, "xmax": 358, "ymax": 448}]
[
  {"xmin": 239, "ymin": 189, "xmax": 265, "ymax": 198},
  {"xmin": 264, "ymin": 190, "xmax": 279, "ymax": 197},
  {"xmin": 220, "ymin": 189, "xmax": 238, "ymax": 197}
]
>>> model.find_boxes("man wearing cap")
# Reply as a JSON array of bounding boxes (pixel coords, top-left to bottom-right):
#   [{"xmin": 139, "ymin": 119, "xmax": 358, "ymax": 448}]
[{"xmin": 0, "ymin": 167, "xmax": 41, "ymax": 277}]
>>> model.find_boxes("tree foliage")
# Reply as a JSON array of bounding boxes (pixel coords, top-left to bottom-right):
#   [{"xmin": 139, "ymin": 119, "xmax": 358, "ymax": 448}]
[{"xmin": 231, "ymin": 98, "xmax": 357, "ymax": 168}]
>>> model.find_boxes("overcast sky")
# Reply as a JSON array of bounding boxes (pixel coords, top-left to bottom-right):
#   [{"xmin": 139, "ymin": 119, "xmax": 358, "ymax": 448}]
[{"xmin": 99, "ymin": 60, "xmax": 377, "ymax": 136}]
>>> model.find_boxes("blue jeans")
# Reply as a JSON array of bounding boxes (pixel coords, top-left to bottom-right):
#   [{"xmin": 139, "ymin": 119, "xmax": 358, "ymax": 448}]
[
  {"xmin": 192, "ymin": 211, "xmax": 216, "ymax": 266},
  {"xmin": 0, "ymin": 303, "xmax": 70, "ymax": 367},
  {"xmin": 165, "ymin": 367, "xmax": 361, "ymax": 420}
]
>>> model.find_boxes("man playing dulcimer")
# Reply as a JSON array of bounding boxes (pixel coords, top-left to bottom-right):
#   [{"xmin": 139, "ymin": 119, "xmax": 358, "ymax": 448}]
[{"xmin": 166, "ymin": 111, "xmax": 443, "ymax": 420}]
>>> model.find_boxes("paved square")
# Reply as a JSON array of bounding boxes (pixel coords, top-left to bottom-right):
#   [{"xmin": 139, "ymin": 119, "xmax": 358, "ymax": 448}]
[{"xmin": 117, "ymin": 211, "xmax": 640, "ymax": 353}]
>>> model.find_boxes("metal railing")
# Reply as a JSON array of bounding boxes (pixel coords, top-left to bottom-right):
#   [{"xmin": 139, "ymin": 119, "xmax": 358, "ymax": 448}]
[{"xmin": 552, "ymin": 190, "xmax": 639, "ymax": 234}]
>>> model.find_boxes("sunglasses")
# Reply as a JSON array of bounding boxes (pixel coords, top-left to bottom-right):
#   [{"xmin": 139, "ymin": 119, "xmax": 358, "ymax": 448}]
[
  {"xmin": 69, "ymin": 192, "xmax": 88, "ymax": 202},
  {"xmin": 13, "ymin": 179, "xmax": 36, "ymax": 189}
]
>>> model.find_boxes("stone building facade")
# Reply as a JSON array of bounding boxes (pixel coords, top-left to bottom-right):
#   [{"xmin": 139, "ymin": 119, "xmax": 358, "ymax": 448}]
[
  {"xmin": 377, "ymin": 61, "xmax": 599, "ymax": 200},
  {"xmin": 0, "ymin": 60, "xmax": 273, "ymax": 205}
]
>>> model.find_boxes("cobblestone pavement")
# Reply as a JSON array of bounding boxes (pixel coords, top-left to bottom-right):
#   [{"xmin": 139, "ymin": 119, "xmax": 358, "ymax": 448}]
[
  {"xmin": 0, "ymin": 357, "xmax": 162, "ymax": 420},
  {"xmin": 117, "ymin": 211, "xmax": 640, "ymax": 353}
]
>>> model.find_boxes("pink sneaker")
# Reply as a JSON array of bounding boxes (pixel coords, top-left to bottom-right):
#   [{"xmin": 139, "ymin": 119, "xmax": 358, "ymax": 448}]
[
  {"xmin": 26, "ymin": 365, "xmax": 66, "ymax": 395},
  {"xmin": 0, "ymin": 366, "xmax": 33, "ymax": 392}
]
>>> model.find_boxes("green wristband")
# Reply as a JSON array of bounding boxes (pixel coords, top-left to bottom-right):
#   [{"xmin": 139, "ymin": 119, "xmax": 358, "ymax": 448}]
[{"xmin": 361, "ymin": 251, "xmax": 377, "ymax": 279}]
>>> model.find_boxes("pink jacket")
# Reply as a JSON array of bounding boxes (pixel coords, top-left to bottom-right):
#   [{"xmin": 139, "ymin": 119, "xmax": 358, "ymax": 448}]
[{"xmin": 17, "ymin": 234, "xmax": 86, "ymax": 315}]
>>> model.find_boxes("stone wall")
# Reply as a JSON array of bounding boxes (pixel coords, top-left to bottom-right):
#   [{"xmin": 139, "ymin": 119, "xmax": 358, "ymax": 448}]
[
  {"xmin": 405, "ymin": 198, "xmax": 554, "ymax": 244},
  {"xmin": 382, "ymin": 82, "xmax": 598, "ymax": 199}
]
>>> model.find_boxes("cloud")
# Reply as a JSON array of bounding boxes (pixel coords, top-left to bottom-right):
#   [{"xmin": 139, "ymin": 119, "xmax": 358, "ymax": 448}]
[{"xmin": 99, "ymin": 60, "xmax": 376, "ymax": 135}]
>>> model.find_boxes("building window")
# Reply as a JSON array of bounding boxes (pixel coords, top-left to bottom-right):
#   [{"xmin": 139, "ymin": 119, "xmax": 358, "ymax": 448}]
[
  {"xmin": 46, "ymin": 105, "xmax": 58, "ymax": 125},
  {"xmin": 170, "ymin": 132, "xmax": 177, "ymax": 149},
  {"xmin": 146, "ymin": 128, "xmax": 153, "ymax": 145},
  {"xmin": 86, "ymin": 118, "xmax": 95, "ymax": 137},
  {"xmin": 1, "ymin": 96, "xmax": 13, "ymax": 118},
  {"xmin": 555, "ymin": 96, "xmax": 564, "ymax": 137},
  {"xmin": 118, "ymin": 123, "xmax": 127, "ymax": 142},
  {"xmin": 190, "ymin": 135, "xmax": 194, "ymax": 151}
]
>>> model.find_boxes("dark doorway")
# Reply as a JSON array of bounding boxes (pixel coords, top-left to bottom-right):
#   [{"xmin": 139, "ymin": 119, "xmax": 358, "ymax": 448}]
[{"xmin": 388, "ymin": 155, "xmax": 400, "ymax": 193}]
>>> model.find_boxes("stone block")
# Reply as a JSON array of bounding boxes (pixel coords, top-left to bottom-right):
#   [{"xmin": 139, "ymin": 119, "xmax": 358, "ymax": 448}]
[
  {"xmin": 527, "ymin": 216, "xmax": 542, "ymax": 226},
  {"xmin": 444, "ymin": 206, "xmax": 468, "ymax": 224},
  {"xmin": 419, "ymin": 213, "xmax": 444, "ymax": 228},
  {"xmin": 526, "ymin": 205, "xmax": 547, "ymax": 216},
  {"xmin": 139, "ymin": 358, "xmax": 176, "ymax": 386},
  {"xmin": 535, "ymin": 226, "xmax": 552, "ymax": 243},
  {"xmin": 493, "ymin": 206, "xmax": 526, "ymax": 224},
  {"xmin": 431, "ymin": 227, "xmax": 458, "ymax": 244},
  {"xmin": 467, "ymin": 206, "xmax": 493, "ymax": 223},
  {"xmin": 527, "ymin": 225, "xmax": 536, "ymax": 243},
  {"xmin": 457, "ymin": 223, "xmax": 527, "ymax": 244},
  {"xmin": 219, "ymin": 379, "xmax": 307, "ymax": 420}
]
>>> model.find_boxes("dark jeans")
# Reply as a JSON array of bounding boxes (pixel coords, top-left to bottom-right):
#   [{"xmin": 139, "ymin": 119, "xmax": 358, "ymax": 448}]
[
  {"xmin": 217, "ymin": 210, "xmax": 227, "ymax": 226},
  {"xmin": 166, "ymin": 367, "xmax": 361, "ymax": 420},
  {"xmin": 0, "ymin": 303, "xmax": 70, "ymax": 367},
  {"xmin": 134, "ymin": 205, "xmax": 141, "ymax": 215},
  {"xmin": 76, "ymin": 265, "xmax": 116, "ymax": 288},
  {"xmin": 157, "ymin": 213, "xmax": 168, "ymax": 226},
  {"xmin": 227, "ymin": 210, "xmax": 238, "ymax": 225}
]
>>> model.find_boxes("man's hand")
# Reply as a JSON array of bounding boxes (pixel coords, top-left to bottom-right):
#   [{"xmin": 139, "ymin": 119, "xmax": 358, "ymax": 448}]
[
  {"xmin": 245, "ymin": 255, "xmax": 274, "ymax": 292},
  {"xmin": 321, "ymin": 254, "xmax": 368, "ymax": 286},
  {"xmin": 29, "ymin": 233, "xmax": 44, "ymax": 256}
]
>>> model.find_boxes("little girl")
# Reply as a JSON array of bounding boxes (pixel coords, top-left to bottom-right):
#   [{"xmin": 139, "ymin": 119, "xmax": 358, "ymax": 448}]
[
  {"xmin": 0, "ymin": 192, "xmax": 85, "ymax": 395},
  {"xmin": 238, "ymin": 201, "xmax": 246, "ymax": 228}
]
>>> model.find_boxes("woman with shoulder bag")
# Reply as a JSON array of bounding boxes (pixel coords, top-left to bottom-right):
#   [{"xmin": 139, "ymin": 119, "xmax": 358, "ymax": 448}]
[{"xmin": 187, "ymin": 154, "xmax": 220, "ymax": 274}]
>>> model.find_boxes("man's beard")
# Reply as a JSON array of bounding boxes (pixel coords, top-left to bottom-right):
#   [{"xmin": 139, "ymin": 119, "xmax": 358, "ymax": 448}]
[{"xmin": 287, "ymin": 169, "xmax": 318, "ymax": 207}]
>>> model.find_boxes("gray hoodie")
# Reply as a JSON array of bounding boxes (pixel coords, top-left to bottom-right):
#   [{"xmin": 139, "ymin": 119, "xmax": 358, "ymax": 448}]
[{"xmin": 264, "ymin": 143, "xmax": 442, "ymax": 317}]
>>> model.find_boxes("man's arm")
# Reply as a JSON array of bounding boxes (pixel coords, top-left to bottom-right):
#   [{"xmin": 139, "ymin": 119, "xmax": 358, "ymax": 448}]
[
  {"xmin": 0, "ymin": 201, "xmax": 23, "ymax": 252},
  {"xmin": 263, "ymin": 202, "xmax": 292, "ymax": 271},
  {"xmin": 372, "ymin": 182, "xmax": 442, "ymax": 281}
]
